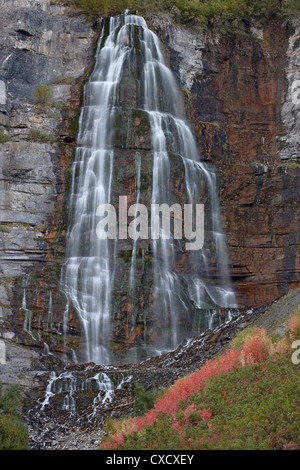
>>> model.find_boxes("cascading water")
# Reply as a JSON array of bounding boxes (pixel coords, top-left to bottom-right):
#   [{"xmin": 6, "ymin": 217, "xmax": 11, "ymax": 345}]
[
  {"xmin": 40, "ymin": 369, "xmax": 129, "ymax": 420},
  {"xmin": 60, "ymin": 13, "xmax": 237, "ymax": 366}
]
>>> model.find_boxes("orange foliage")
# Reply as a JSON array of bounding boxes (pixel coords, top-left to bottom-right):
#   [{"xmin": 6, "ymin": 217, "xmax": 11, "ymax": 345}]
[{"xmin": 101, "ymin": 316, "xmax": 297, "ymax": 450}]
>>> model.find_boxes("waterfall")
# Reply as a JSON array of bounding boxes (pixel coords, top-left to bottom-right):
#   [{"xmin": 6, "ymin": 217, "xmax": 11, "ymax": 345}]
[
  {"xmin": 60, "ymin": 13, "xmax": 237, "ymax": 365},
  {"xmin": 40, "ymin": 369, "xmax": 132, "ymax": 420}
]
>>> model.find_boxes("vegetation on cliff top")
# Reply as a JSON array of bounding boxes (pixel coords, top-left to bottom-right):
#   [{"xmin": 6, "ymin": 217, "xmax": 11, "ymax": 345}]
[
  {"xmin": 55, "ymin": 0, "xmax": 300, "ymax": 29},
  {"xmin": 100, "ymin": 309, "xmax": 300, "ymax": 450},
  {"xmin": 160, "ymin": 0, "xmax": 300, "ymax": 27}
]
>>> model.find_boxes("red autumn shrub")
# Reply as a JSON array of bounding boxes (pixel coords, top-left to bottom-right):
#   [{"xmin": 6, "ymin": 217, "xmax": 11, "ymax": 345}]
[
  {"xmin": 101, "ymin": 347, "xmax": 240, "ymax": 448},
  {"xmin": 100, "ymin": 314, "xmax": 299, "ymax": 450},
  {"xmin": 238, "ymin": 328, "xmax": 274, "ymax": 366},
  {"xmin": 182, "ymin": 404, "xmax": 206, "ymax": 424}
]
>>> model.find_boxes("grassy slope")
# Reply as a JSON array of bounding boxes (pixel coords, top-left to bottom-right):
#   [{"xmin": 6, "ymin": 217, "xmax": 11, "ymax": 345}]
[{"xmin": 100, "ymin": 295, "xmax": 300, "ymax": 450}]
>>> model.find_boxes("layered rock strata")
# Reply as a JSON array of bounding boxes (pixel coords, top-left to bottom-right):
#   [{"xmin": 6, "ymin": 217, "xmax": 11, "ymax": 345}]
[{"xmin": 150, "ymin": 14, "xmax": 300, "ymax": 308}]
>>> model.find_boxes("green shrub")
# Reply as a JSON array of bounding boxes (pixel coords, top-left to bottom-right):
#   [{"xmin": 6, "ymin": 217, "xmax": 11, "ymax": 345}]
[
  {"xmin": 230, "ymin": 326, "xmax": 258, "ymax": 350},
  {"xmin": 287, "ymin": 305, "xmax": 300, "ymax": 341},
  {"xmin": 34, "ymin": 84, "xmax": 53, "ymax": 108},
  {"xmin": 51, "ymin": 101, "xmax": 65, "ymax": 110},
  {"xmin": 0, "ymin": 384, "xmax": 28, "ymax": 450},
  {"xmin": 0, "ymin": 415, "xmax": 28, "ymax": 451},
  {"xmin": 133, "ymin": 383, "xmax": 158, "ymax": 416},
  {"xmin": 184, "ymin": 356, "xmax": 300, "ymax": 450},
  {"xmin": 164, "ymin": 0, "xmax": 300, "ymax": 28},
  {"xmin": 282, "ymin": 0, "xmax": 300, "ymax": 15}
]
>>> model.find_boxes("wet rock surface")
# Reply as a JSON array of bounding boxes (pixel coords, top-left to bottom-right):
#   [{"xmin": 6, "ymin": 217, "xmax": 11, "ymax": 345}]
[{"xmin": 19, "ymin": 305, "xmax": 267, "ymax": 450}]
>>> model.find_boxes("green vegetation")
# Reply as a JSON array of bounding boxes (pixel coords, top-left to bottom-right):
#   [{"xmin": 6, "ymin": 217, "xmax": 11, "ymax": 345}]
[
  {"xmin": 107, "ymin": 356, "xmax": 299, "ymax": 450},
  {"xmin": 279, "ymin": 160, "xmax": 300, "ymax": 169},
  {"xmin": 133, "ymin": 383, "xmax": 160, "ymax": 416},
  {"xmin": 34, "ymin": 83, "xmax": 68, "ymax": 114},
  {"xmin": 34, "ymin": 84, "xmax": 53, "ymax": 109},
  {"xmin": 29, "ymin": 128, "xmax": 56, "ymax": 144},
  {"xmin": 101, "ymin": 311, "xmax": 300, "ymax": 450},
  {"xmin": 0, "ymin": 383, "xmax": 28, "ymax": 450},
  {"xmin": 0, "ymin": 223, "xmax": 12, "ymax": 233},
  {"xmin": 52, "ymin": 73, "xmax": 75, "ymax": 85},
  {"xmin": 166, "ymin": 0, "xmax": 300, "ymax": 27},
  {"xmin": 0, "ymin": 130, "xmax": 9, "ymax": 143},
  {"xmin": 55, "ymin": 0, "xmax": 131, "ymax": 18},
  {"xmin": 55, "ymin": 0, "xmax": 300, "ymax": 30}
]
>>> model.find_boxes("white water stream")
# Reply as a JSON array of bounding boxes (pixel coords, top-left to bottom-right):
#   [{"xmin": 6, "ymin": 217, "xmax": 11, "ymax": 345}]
[{"xmin": 60, "ymin": 13, "xmax": 237, "ymax": 365}]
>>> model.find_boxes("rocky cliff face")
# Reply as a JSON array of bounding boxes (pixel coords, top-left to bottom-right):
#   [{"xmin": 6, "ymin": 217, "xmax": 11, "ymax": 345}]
[
  {"xmin": 0, "ymin": 3, "xmax": 299, "ymax": 362},
  {"xmin": 0, "ymin": 0, "xmax": 98, "ymax": 348},
  {"xmin": 149, "ymin": 14, "xmax": 300, "ymax": 309}
]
